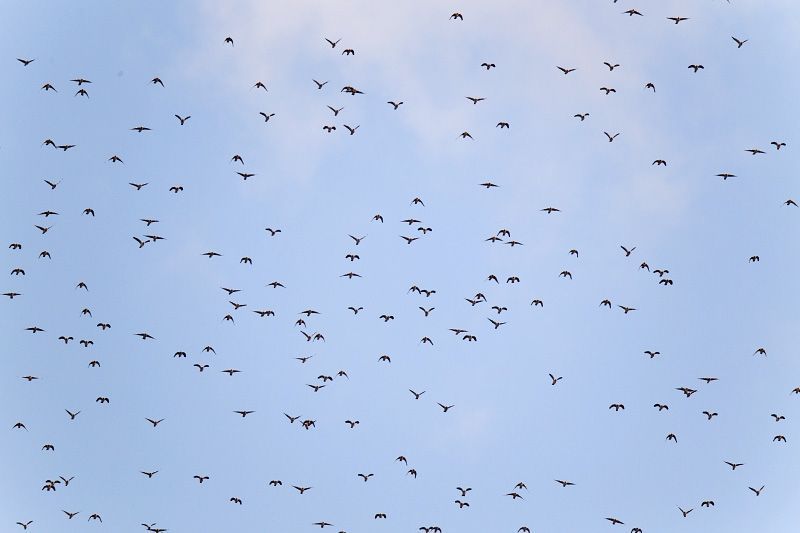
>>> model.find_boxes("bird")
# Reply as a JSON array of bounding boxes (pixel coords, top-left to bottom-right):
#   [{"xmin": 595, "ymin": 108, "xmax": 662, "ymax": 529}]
[
  {"xmin": 224, "ymin": 36, "xmax": 234, "ymax": 46},
  {"xmin": 557, "ymin": 66, "xmax": 576, "ymax": 75},
  {"xmin": 17, "ymin": 58, "xmax": 34, "ymax": 66},
  {"xmin": 175, "ymin": 114, "xmax": 191, "ymax": 125},
  {"xmin": 574, "ymin": 113, "xmax": 589, "ymax": 121},
  {"xmin": 688, "ymin": 64, "xmax": 704, "ymax": 72},
  {"xmin": 678, "ymin": 507, "xmax": 693, "ymax": 517},
  {"xmin": 313, "ymin": 79, "xmax": 328, "ymax": 89},
  {"xmin": 604, "ymin": 61, "xmax": 620, "ymax": 70},
  {"xmin": 604, "ymin": 132, "xmax": 620, "ymax": 142},
  {"xmin": 732, "ymin": 36, "xmax": 748, "ymax": 48},
  {"xmin": 387, "ymin": 101, "xmax": 403, "ymax": 109},
  {"xmin": 724, "ymin": 461, "xmax": 744, "ymax": 470},
  {"xmin": 600, "ymin": 87, "xmax": 616, "ymax": 95},
  {"xmin": 749, "ymin": 485, "xmax": 765, "ymax": 496},
  {"xmin": 620, "ymin": 245, "xmax": 636, "ymax": 256},
  {"xmin": 437, "ymin": 403, "xmax": 454, "ymax": 413},
  {"xmin": 667, "ymin": 16, "xmax": 689, "ymax": 24}
]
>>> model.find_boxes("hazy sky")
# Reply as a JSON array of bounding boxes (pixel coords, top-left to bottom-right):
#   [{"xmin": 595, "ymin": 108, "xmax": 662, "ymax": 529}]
[{"xmin": 2, "ymin": 1, "xmax": 799, "ymax": 532}]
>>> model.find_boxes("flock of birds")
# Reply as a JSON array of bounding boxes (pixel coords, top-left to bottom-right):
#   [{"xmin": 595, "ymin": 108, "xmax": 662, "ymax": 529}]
[{"xmin": 4, "ymin": 1, "xmax": 797, "ymax": 532}]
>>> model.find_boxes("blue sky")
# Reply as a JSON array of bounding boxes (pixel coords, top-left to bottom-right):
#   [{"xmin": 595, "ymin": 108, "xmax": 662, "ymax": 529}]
[{"xmin": 2, "ymin": 0, "xmax": 799, "ymax": 531}]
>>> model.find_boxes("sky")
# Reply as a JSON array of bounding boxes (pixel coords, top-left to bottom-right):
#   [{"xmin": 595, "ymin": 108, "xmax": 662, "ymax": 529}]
[{"xmin": 1, "ymin": 0, "xmax": 799, "ymax": 531}]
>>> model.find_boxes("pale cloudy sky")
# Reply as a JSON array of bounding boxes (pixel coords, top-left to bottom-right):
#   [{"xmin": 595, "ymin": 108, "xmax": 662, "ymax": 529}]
[{"xmin": 1, "ymin": 1, "xmax": 799, "ymax": 532}]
